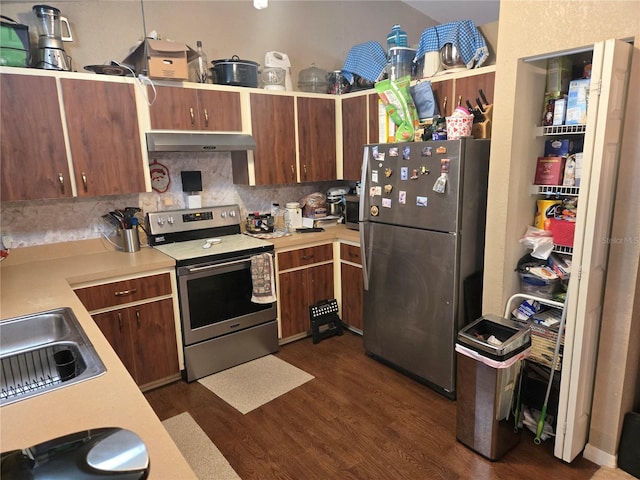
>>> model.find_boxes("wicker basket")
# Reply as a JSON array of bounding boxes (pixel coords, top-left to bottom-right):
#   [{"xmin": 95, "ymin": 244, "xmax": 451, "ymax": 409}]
[{"xmin": 529, "ymin": 323, "xmax": 564, "ymax": 370}]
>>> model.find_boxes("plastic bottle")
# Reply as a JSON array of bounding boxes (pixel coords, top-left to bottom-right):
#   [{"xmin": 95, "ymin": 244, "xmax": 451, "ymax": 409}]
[
  {"xmin": 387, "ymin": 24, "xmax": 408, "ymax": 52},
  {"xmin": 194, "ymin": 40, "xmax": 208, "ymax": 83}
]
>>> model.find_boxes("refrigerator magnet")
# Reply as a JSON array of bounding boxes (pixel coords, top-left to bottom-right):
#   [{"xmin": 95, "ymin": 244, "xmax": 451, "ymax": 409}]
[
  {"xmin": 399, "ymin": 191, "xmax": 407, "ymax": 204},
  {"xmin": 421, "ymin": 146, "xmax": 432, "ymax": 156},
  {"xmin": 372, "ymin": 146, "xmax": 379, "ymax": 159},
  {"xmin": 436, "ymin": 146, "xmax": 447, "ymax": 154},
  {"xmin": 369, "ymin": 186, "xmax": 377, "ymax": 197},
  {"xmin": 389, "ymin": 147, "xmax": 399, "ymax": 157},
  {"xmin": 372, "ymin": 170, "xmax": 379, "ymax": 183},
  {"xmin": 416, "ymin": 196, "xmax": 428, "ymax": 207},
  {"xmin": 374, "ymin": 186, "xmax": 382, "ymax": 196},
  {"xmin": 403, "ymin": 146, "xmax": 411, "ymax": 159},
  {"xmin": 385, "ymin": 168, "xmax": 393, "ymax": 177},
  {"xmin": 382, "ymin": 198, "xmax": 392, "ymax": 208},
  {"xmin": 420, "ymin": 166, "xmax": 430, "ymax": 175},
  {"xmin": 401, "ymin": 167, "xmax": 409, "ymax": 180},
  {"xmin": 411, "ymin": 169, "xmax": 419, "ymax": 180}
]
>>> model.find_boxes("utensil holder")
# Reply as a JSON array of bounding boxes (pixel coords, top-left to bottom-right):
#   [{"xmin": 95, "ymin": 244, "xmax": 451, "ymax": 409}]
[
  {"xmin": 120, "ymin": 227, "xmax": 140, "ymax": 253},
  {"xmin": 54, "ymin": 349, "xmax": 76, "ymax": 381}
]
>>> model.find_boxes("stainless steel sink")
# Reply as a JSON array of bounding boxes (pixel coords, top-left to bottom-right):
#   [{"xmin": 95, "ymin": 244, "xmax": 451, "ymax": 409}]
[{"xmin": 0, "ymin": 307, "xmax": 107, "ymax": 406}]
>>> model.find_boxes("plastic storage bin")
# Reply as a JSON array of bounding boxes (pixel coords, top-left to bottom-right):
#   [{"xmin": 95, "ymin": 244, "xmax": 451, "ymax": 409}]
[{"xmin": 456, "ymin": 314, "xmax": 531, "ymax": 460}]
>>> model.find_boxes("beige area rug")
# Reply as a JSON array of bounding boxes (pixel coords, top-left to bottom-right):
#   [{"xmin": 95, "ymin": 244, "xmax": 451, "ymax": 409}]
[
  {"xmin": 590, "ymin": 466, "xmax": 637, "ymax": 479},
  {"xmin": 162, "ymin": 412, "xmax": 241, "ymax": 480},
  {"xmin": 197, "ymin": 354, "xmax": 314, "ymax": 414}
]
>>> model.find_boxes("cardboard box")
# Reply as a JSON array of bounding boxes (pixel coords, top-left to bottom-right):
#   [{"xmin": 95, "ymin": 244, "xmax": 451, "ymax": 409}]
[
  {"xmin": 535, "ymin": 156, "xmax": 565, "ymax": 185},
  {"xmin": 544, "ymin": 137, "xmax": 584, "ymax": 157},
  {"xmin": 122, "ymin": 39, "xmax": 197, "ymax": 80},
  {"xmin": 566, "ymin": 78, "xmax": 590, "ymax": 125},
  {"xmin": 552, "ymin": 97, "xmax": 566, "ymax": 126}
]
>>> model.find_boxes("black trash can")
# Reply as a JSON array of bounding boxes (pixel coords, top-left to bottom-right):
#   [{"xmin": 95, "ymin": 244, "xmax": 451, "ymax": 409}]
[{"xmin": 456, "ymin": 314, "xmax": 531, "ymax": 461}]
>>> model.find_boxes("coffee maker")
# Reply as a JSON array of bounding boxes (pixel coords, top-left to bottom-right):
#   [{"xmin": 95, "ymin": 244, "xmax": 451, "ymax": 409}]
[{"xmin": 32, "ymin": 4, "xmax": 73, "ymax": 70}]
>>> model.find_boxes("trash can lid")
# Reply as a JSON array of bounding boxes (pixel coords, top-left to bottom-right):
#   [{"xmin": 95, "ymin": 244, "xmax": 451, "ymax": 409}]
[{"xmin": 457, "ymin": 314, "xmax": 531, "ymax": 361}]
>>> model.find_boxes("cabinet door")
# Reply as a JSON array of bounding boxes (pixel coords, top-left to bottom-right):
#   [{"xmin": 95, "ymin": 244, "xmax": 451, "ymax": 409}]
[
  {"xmin": 196, "ymin": 89, "xmax": 242, "ymax": 131},
  {"xmin": 130, "ymin": 299, "xmax": 179, "ymax": 386},
  {"xmin": 61, "ymin": 79, "xmax": 146, "ymax": 197},
  {"xmin": 342, "ymin": 95, "xmax": 367, "ymax": 181},
  {"xmin": 341, "ymin": 263, "xmax": 363, "ymax": 331},
  {"xmin": 279, "ymin": 269, "xmax": 309, "ymax": 338},
  {"xmin": 93, "ymin": 309, "xmax": 138, "ymax": 381},
  {"xmin": 307, "ymin": 263, "xmax": 334, "ymax": 308},
  {"xmin": 368, "ymin": 92, "xmax": 380, "ymax": 144},
  {"xmin": 297, "ymin": 97, "xmax": 336, "ymax": 182},
  {"xmin": 74, "ymin": 273, "xmax": 172, "ymax": 311},
  {"xmin": 431, "ymin": 79, "xmax": 454, "ymax": 117},
  {"xmin": 455, "ymin": 71, "xmax": 495, "ymax": 108},
  {"xmin": 250, "ymin": 93, "xmax": 297, "ymax": 185},
  {"xmin": 148, "ymin": 85, "xmax": 200, "ymax": 130},
  {"xmin": 0, "ymin": 74, "xmax": 70, "ymax": 201}
]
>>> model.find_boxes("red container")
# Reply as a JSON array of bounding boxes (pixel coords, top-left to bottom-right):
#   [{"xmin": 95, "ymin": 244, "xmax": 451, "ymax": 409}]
[
  {"xmin": 535, "ymin": 156, "xmax": 565, "ymax": 185},
  {"xmin": 550, "ymin": 218, "xmax": 576, "ymax": 247}
]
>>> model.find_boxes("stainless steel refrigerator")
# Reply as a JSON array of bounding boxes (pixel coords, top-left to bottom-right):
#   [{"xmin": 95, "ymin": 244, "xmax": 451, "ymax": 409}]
[{"xmin": 359, "ymin": 138, "xmax": 490, "ymax": 398}]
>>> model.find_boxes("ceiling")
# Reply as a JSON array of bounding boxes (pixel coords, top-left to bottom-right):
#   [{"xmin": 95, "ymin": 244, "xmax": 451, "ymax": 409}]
[{"xmin": 402, "ymin": 0, "xmax": 500, "ymax": 25}]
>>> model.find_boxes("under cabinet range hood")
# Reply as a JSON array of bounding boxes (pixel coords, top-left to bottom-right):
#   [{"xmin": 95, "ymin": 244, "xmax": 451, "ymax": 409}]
[{"xmin": 146, "ymin": 132, "xmax": 256, "ymax": 152}]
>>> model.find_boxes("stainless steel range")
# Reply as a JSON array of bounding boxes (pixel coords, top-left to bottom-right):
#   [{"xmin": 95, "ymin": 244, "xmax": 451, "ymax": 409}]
[{"xmin": 147, "ymin": 205, "xmax": 278, "ymax": 382}]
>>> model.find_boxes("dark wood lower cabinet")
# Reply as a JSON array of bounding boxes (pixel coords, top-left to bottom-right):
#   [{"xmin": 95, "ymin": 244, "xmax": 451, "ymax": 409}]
[
  {"xmin": 279, "ymin": 263, "xmax": 334, "ymax": 339},
  {"xmin": 341, "ymin": 262, "xmax": 363, "ymax": 331},
  {"xmin": 92, "ymin": 298, "xmax": 179, "ymax": 389}
]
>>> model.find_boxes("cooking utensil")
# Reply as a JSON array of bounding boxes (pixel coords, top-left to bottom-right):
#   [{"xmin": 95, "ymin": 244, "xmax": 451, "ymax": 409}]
[
  {"xmin": 479, "ymin": 88, "xmax": 489, "ymax": 105},
  {"xmin": 476, "ymin": 98, "xmax": 486, "ymax": 113},
  {"xmin": 440, "ymin": 43, "xmax": 467, "ymax": 70},
  {"xmin": 297, "ymin": 63, "xmax": 329, "ymax": 93},
  {"xmin": 210, "ymin": 55, "xmax": 259, "ymax": 88},
  {"xmin": 84, "ymin": 64, "xmax": 129, "ymax": 76}
]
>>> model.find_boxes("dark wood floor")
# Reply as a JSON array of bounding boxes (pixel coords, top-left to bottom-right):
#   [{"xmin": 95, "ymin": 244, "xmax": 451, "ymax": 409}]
[{"xmin": 145, "ymin": 332, "xmax": 598, "ymax": 480}]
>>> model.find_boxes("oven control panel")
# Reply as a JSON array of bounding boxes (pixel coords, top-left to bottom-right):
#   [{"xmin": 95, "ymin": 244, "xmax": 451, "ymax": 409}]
[{"xmin": 147, "ymin": 205, "xmax": 241, "ymax": 235}]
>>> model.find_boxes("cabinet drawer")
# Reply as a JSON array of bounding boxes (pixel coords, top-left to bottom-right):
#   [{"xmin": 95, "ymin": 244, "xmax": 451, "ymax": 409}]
[
  {"xmin": 340, "ymin": 244, "xmax": 361, "ymax": 265},
  {"xmin": 278, "ymin": 244, "xmax": 333, "ymax": 270},
  {"xmin": 74, "ymin": 273, "xmax": 172, "ymax": 311}
]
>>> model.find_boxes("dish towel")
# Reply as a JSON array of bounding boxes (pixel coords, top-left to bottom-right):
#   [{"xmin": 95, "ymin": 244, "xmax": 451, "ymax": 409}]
[
  {"xmin": 251, "ymin": 253, "xmax": 277, "ymax": 304},
  {"xmin": 342, "ymin": 41, "xmax": 388, "ymax": 84},
  {"xmin": 414, "ymin": 20, "xmax": 489, "ymax": 69}
]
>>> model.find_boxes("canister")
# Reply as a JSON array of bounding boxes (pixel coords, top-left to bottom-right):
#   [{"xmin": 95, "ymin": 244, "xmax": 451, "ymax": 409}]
[
  {"xmin": 285, "ymin": 202, "xmax": 303, "ymax": 229},
  {"xmin": 534, "ymin": 199, "xmax": 562, "ymax": 230}
]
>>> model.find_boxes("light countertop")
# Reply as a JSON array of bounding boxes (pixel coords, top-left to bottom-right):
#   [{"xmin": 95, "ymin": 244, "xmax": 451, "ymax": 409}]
[
  {"xmin": 0, "ymin": 239, "xmax": 196, "ymax": 479},
  {"xmin": 0, "ymin": 228, "xmax": 359, "ymax": 476}
]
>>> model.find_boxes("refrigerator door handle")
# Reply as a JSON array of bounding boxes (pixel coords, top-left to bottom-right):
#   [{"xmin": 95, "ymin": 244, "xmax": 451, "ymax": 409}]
[{"xmin": 360, "ymin": 145, "xmax": 370, "ymax": 291}]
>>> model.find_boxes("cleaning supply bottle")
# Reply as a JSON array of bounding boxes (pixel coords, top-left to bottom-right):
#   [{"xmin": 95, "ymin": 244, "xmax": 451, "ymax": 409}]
[{"xmin": 387, "ymin": 24, "xmax": 408, "ymax": 52}]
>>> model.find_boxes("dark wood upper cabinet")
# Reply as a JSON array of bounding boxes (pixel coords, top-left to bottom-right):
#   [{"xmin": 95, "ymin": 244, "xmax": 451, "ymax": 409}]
[
  {"xmin": 61, "ymin": 78, "xmax": 146, "ymax": 197},
  {"xmin": 250, "ymin": 93, "xmax": 297, "ymax": 185},
  {"xmin": 454, "ymin": 71, "xmax": 495, "ymax": 109},
  {"xmin": 342, "ymin": 95, "xmax": 368, "ymax": 181},
  {"xmin": 297, "ymin": 96, "xmax": 336, "ymax": 182},
  {"xmin": 1, "ymin": 74, "xmax": 70, "ymax": 201},
  {"xmin": 148, "ymin": 85, "xmax": 241, "ymax": 131}
]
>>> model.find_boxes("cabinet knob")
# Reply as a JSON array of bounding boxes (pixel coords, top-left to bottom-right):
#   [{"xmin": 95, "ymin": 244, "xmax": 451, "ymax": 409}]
[
  {"xmin": 203, "ymin": 108, "xmax": 209, "ymax": 128},
  {"xmin": 117, "ymin": 312, "xmax": 123, "ymax": 331},
  {"xmin": 290, "ymin": 165, "xmax": 295, "ymax": 181},
  {"xmin": 189, "ymin": 107, "xmax": 195, "ymax": 127},
  {"xmin": 135, "ymin": 309, "xmax": 140, "ymax": 327},
  {"xmin": 81, "ymin": 172, "xmax": 87, "ymax": 192},
  {"xmin": 58, "ymin": 173, "xmax": 64, "ymax": 194}
]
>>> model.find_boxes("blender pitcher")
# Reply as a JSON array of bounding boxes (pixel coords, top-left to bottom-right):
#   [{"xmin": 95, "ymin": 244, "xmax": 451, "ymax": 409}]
[{"xmin": 32, "ymin": 4, "xmax": 73, "ymax": 70}]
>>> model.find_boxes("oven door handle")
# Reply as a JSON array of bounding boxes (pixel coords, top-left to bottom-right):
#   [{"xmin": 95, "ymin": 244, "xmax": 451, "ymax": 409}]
[{"xmin": 186, "ymin": 257, "xmax": 253, "ymax": 273}]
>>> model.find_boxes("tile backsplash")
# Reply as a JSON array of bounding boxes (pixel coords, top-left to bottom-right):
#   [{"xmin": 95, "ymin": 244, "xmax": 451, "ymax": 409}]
[{"xmin": 0, "ymin": 152, "xmax": 352, "ymax": 248}]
